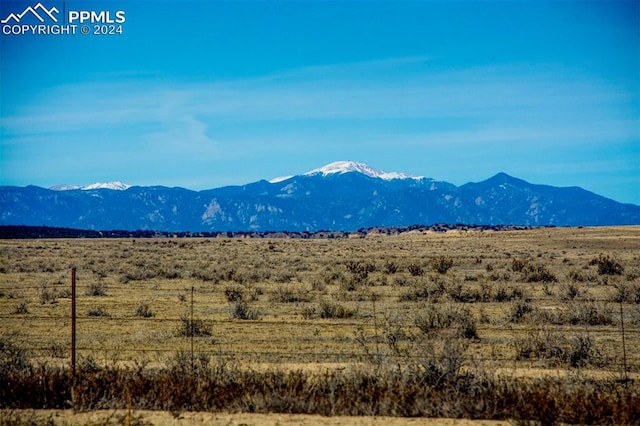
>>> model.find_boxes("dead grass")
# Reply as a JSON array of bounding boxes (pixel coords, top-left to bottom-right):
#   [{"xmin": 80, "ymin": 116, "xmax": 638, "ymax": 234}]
[{"xmin": 1, "ymin": 226, "xmax": 639, "ymax": 422}]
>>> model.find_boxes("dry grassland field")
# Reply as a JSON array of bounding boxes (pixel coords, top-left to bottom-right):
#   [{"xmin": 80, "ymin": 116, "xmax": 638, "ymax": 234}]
[{"xmin": 1, "ymin": 226, "xmax": 639, "ymax": 424}]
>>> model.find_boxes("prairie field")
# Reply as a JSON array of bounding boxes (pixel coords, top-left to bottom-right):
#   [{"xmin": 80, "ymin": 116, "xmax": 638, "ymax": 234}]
[{"xmin": 1, "ymin": 226, "xmax": 639, "ymax": 423}]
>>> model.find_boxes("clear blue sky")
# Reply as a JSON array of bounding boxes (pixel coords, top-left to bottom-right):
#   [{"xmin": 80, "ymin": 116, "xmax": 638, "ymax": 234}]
[{"xmin": 1, "ymin": 0, "xmax": 638, "ymax": 204}]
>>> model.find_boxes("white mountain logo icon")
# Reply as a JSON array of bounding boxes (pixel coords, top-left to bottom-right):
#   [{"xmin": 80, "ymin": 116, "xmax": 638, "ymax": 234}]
[{"xmin": 1, "ymin": 2, "xmax": 59, "ymax": 24}]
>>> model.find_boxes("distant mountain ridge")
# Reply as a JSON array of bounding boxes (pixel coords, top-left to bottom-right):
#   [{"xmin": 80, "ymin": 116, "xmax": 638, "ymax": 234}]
[
  {"xmin": 49, "ymin": 181, "xmax": 131, "ymax": 191},
  {"xmin": 1, "ymin": 161, "xmax": 638, "ymax": 232}
]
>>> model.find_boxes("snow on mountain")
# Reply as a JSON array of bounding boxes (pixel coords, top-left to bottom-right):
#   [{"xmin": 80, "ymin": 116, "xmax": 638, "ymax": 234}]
[
  {"xmin": 269, "ymin": 175, "xmax": 294, "ymax": 184},
  {"xmin": 50, "ymin": 181, "xmax": 131, "ymax": 191},
  {"xmin": 49, "ymin": 184, "xmax": 82, "ymax": 191},
  {"xmin": 269, "ymin": 161, "xmax": 422, "ymax": 183},
  {"xmin": 304, "ymin": 161, "xmax": 424, "ymax": 180},
  {"xmin": 82, "ymin": 181, "xmax": 131, "ymax": 191}
]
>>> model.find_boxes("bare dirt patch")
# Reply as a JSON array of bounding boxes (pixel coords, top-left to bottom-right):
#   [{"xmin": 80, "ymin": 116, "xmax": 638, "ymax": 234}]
[{"xmin": 1, "ymin": 409, "xmax": 511, "ymax": 425}]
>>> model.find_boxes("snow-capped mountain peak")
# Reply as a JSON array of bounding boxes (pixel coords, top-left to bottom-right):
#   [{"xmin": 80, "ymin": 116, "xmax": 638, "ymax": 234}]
[
  {"xmin": 82, "ymin": 181, "xmax": 131, "ymax": 191},
  {"xmin": 50, "ymin": 181, "xmax": 131, "ymax": 191},
  {"xmin": 304, "ymin": 161, "xmax": 423, "ymax": 181}
]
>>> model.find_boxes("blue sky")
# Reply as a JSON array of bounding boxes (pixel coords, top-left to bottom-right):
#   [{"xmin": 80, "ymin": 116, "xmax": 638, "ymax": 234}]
[{"xmin": 1, "ymin": 0, "xmax": 638, "ymax": 204}]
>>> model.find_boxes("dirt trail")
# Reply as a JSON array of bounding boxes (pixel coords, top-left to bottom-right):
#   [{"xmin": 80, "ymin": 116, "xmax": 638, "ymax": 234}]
[{"xmin": 2, "ymin": 409, "xmax": 511, "ymax": 425}]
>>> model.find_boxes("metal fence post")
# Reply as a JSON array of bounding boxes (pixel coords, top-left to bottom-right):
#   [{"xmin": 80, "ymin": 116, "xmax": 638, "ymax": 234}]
[
  {"xmin": 191, "ymin": 286, "xmax": 194, "ymax": 376},
  {"xmin": 71, "ymin": 267, "xmax": 76, "ymax": 375}
]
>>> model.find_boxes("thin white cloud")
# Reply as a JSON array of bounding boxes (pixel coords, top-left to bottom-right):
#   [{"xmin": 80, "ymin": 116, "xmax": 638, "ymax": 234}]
[
  {"xmin": 142, "ymin": 114, "xmax": 219, "ymax": 158},
  {"xmin": 2, "ymin": 60, "xmax": 633, "ymax": 135},
  {"xmin": 378, "ymin": 119, "xmax": 638, "ymax": 149}
]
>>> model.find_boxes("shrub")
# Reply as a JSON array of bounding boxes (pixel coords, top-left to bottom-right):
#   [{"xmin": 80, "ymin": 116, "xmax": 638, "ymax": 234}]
[
  {"xmin": 564, "ymin": 301, "xmax": 614, "ymax": 326},
  {"xmin": 46, "ymin": 342, "xmax": 68, "ymax": 358},
  {"xmin": 625, "ymin": 269, "xmax": 639, "ymax": 281},
  {"xmin": 568, "ymin": 268, "xmax": 596, "ymax": 283},
  {"xmin": 56, "ymin": 287, "xmax": 72, "ymax": 299},
  {"xmin": 119, "ymin": 267, "xmax": 157, "ymax": 283},
  {"xmin": 270, "ymin": 285, "xmax": 311, "ymax": 303},
  {"xmin": 414, "ymin": 304, "xmax": 478, "ymax": 339},
  {"xmin": 168, "ymin": 349, "xmax": 211, "ymax": 377},
  {"xmin": 411, "ymin": 336, "xmax": 470, "ymax": 386},
  {"xmin": 310, "ymin": 278, "xmax": 327, "ymax": 292},
  {"xmin": 230, "ymin": 301, "xmax": 260, "ymax": 320},
  {"xmin": 448, "ymin": 284, "xmax": 482, "ymax": 303},
  {"xmin": 560, "ymin": 281, "xmax": 582, "ymax": 301},
  {"xmin": 322, "ymin": 268, "xmax": 346, "ymax": 286},
  {"xmin": 384, "ymin": 261, "xmax": 399, "ymax": 274},
  {"xmin": 77, "ymin": 354, "xmax": 101, "ymax": 373},
  {"xmin": 542, "ymin": 282, "xmax": 555, "ymax": 296},
  {"xmin": 590, "ymin": 254, "xmax": 624, "ymax": 276},
  {"xmin": 493, "ymin": 285, "xmax": 525, "ymax": 302},
  {"xmin": 318, "ymin": 301, "xmax": 355, "ymax": 319},
  {"xmin": 568, "ymin": 335, "xmax": 597, "ymax": 368},
  {"xmin": 87, "ymin": 306, "xmax": 109, "ymax": 317},
  {"xmin": 521, "ymin": 263, "xmax": 557, "ymax": 283},
  {"xmin": 301, "ymin": 305, "xmax": 316, "ymax": 319},
  {"xmin": 631, "ymin": 283, "xmax": 640, "ymax": 304},
  {"xmin": 510, "ymin": 299, "xmax": 534, "ymax": 323},
  {"xmin": 457, "ymin": 312, "xmax": 479, "ymax": 340},
  {"xmin": 13, "ymin": 300, "xmax": 28, "ymax": 314},
  {"xmin": 488, "ymin": 271, "xmax": 511, "ymax": 281},
  {"xmin": 393, "ymin": 276, "xmax": 408, "ymax": 287},
  {"xmin": 160, "ymin": 266, "xmax": 183, "ymax": 279},
  {"xmin": 515, "ymin": 329, "xmax": 601, "ymax": 368},
  {"xmin": 86, "ymin": 280, "xmax": 107, "ymax": 296},
  {"xmin": 272, "ymin": 270, "xmax": 295, "ymax": 283},
  {"xmin": 407, "ymin": 263, "xmax": 424, "ymax": 276},
  {"xmin": 191, "ymin": 267, "xmax": 219, "ymax": 283},
  {"xmin": 399, "ymin": 282, "xmax": 441, "ymax": 302},
  {"xmin": 374, "ymin": 277, "xmax": 387, "ymax": 290},
  {"xmin": 414, "ymin": 305, "xmax": 451, "ymax": 336},
  {"xmin": 430, "ymin": 256, "xmax": 454, "ymax": 274},
  {"xmin": 612, "ymin": 282, "xmax": 632, "ymax": 303},
  {"xmin": 340, "ymin": 278, "xmax": 360, "ymax": 292},
  {"xmin": 514, "ymin": 327, "xmax": 565, "ymax": 363},
  {"xmin": 177, "ymin": 315, "xmax": 212, "ymax": 336},
  {"xmin": 135, "ymin": 302, "xmax": 154, "ymax": 318},
  {"xmin": 344, "ymin": 260, "xmax": 374, "ymax": 287},
  {"xmin": 224, "ymin": 285, "xmax": 244, "ymax": 302},
  {"xmin": 0, "ymin": 337, "xmax": 31, "ymax": 375},
  {"xmin": 336, "ymin": 287, "xmax": 376, "ymax": 302},
  {"xmin": 39, "ymin": 283, "xmax": 58, "ymax": 304},
  {"xmin": 511, "ymin": 258, "xmax": 529, "ymax": 272}
]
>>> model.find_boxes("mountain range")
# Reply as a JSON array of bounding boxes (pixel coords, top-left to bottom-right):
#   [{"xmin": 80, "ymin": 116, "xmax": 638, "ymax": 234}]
[{"xmin": 1, "ymin": 161, "xmax": 638, "ymax": 232}]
